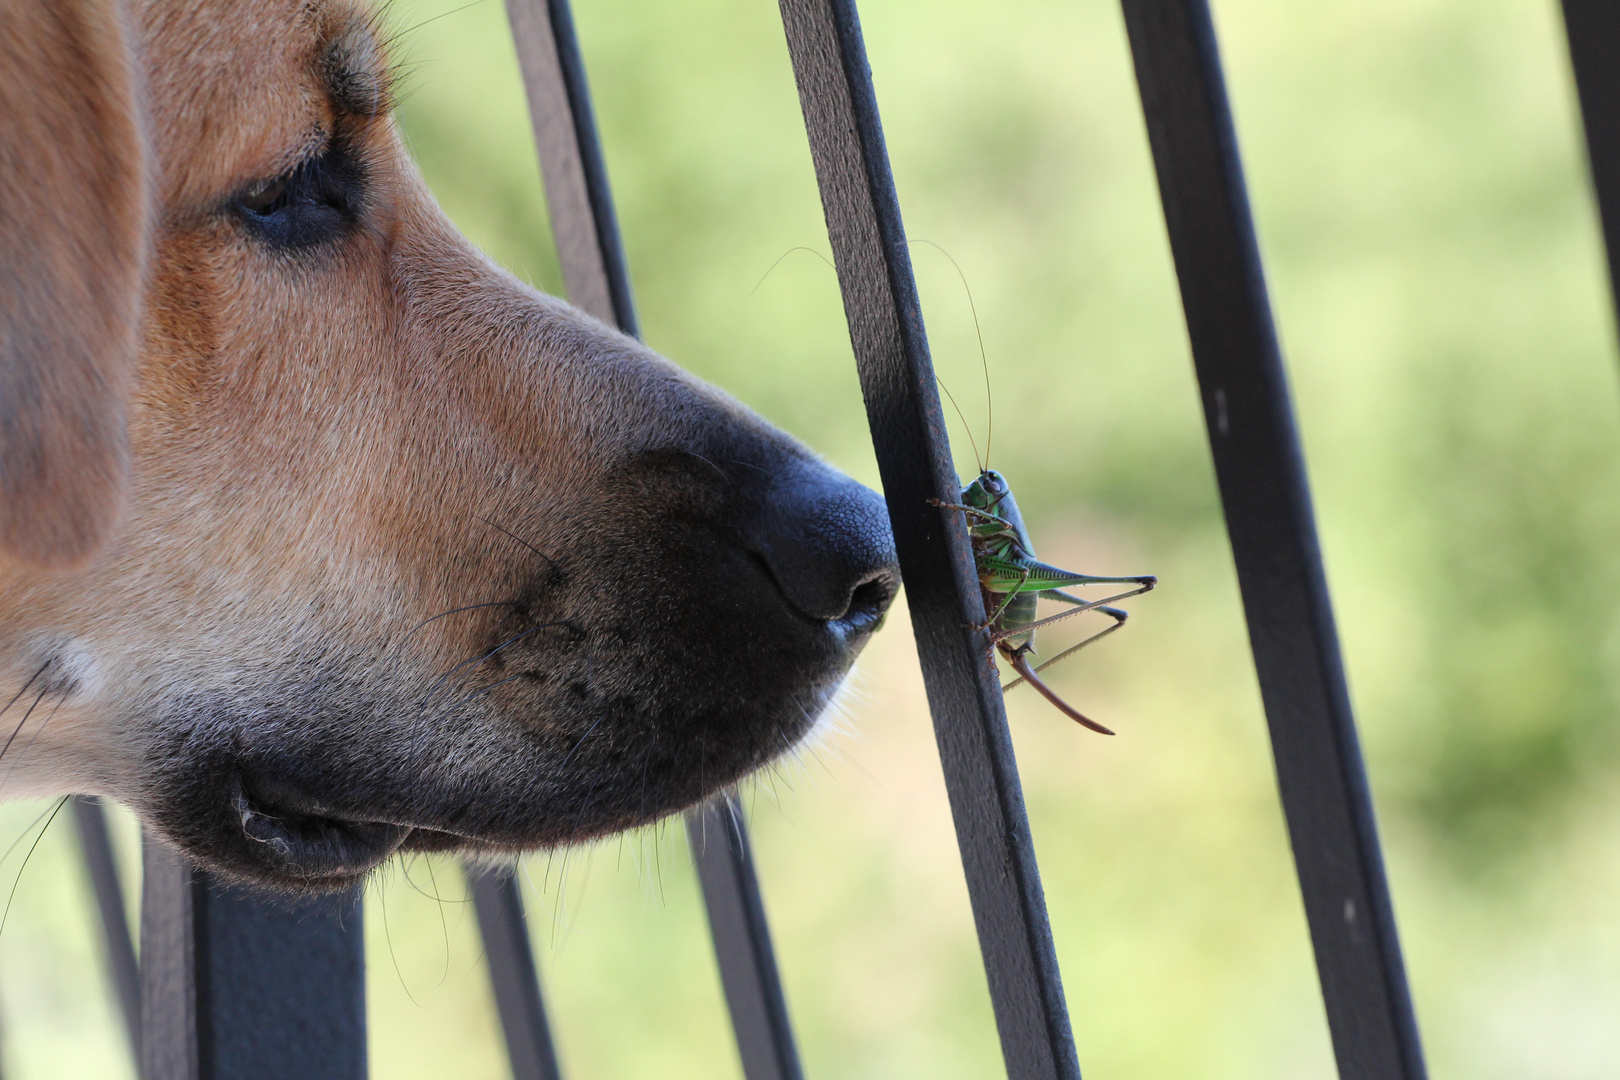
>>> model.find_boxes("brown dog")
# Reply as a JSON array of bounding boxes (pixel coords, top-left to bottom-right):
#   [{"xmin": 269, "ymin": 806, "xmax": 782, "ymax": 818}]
[{"xmin": 0, "ymin": 0, "xmax": 897, "ymax": 890}]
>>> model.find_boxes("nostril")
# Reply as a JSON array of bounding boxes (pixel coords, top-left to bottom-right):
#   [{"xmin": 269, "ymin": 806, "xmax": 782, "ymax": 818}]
[
  {"xmin": 745, "ymin": 463, "xmax": 898, "ymax": 624},
  {"xmin": 838, "ymin": 569, "xmax": 899, "ymax": 635}
]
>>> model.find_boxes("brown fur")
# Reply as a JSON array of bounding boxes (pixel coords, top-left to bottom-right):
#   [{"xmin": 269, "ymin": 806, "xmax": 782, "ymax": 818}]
[
  {"xmin": 0, "ymin": 0, "xmax": 895, "ymax": 889},
  {"xmin": 0, "ymin": 0, "xmax": 147, "ymax": 566}
]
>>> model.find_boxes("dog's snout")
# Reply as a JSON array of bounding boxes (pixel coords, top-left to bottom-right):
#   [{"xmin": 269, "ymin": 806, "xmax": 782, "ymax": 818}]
[{"xmin": 752, "ymin": 466, "xmax": 899, "ymax": 629}]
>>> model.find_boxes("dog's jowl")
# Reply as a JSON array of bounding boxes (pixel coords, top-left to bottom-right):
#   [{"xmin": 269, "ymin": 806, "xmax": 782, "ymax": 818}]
[{"xmin": 0, "ymin": 0, "xmax": 898, "ymax": 889}]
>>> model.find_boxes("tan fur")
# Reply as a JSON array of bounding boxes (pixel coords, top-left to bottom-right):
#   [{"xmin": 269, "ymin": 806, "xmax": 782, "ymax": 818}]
[
  {"xmin": 0, "ymin": 0, "xmax": 895, "ymax": 888},
  {"xmin": 0, "ymin": 0, "xmax": 148, "ymax": 567}
]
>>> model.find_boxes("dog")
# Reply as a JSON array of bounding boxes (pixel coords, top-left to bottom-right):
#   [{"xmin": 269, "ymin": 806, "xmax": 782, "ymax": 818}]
[{"xmin": 0, "ymin": 0, "xmax": 898, "ymax": 890}]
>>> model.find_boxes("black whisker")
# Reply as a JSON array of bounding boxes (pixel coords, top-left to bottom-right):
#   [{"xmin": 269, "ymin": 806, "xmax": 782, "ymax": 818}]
[
  {"xmin": 452, "ymin": 669, "xmax": 538, "ymax": 708},
  {"xmin": 481, "ymin": 518, "xmax": 561, "ymax": 575},
  {"xmin": 420, "ymin": 621, "xmax": 571, "ymax": 705},
  {"xmin": 0, "ymin": 685, "xmax": 50, "ymax": 766},
  {"xmin": 0, "ymin": 796, "xmax": 67, "ymax": 936},
  {"xmin": 0, "ymin": 661, "xmax": 50, "ymax": 720},
  {"xmin": 0, "ymin": 800, "xmax": 65, "ymax": 868},
  {"xmin": 401, "ymin": 601, "xmax": 521, "ymax": 642},
  {"xmin": 1, "ymin": 691, "xmax": 70, "ymax": 794},
  {"xmin": 556, "ymin": 715, "xmax": 606, "ymax": 777}
]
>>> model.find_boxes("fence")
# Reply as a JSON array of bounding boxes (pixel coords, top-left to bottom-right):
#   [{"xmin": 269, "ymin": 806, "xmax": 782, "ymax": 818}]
[{"xmin": 28, "ymin": 0, "xmax": 1620, "ymax": 1077}]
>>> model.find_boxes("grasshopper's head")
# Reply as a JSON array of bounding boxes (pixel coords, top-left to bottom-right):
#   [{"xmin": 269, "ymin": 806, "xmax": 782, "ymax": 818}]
[{"xmin": 963, "ymin": 469, "xmax": 1009, "ymax": 513}]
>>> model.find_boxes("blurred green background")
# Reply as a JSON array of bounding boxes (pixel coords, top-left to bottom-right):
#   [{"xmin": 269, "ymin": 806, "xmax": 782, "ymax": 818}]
[{"xmin": 4, "ymin": 0, "xmax": 1620, "ymax": 1075}]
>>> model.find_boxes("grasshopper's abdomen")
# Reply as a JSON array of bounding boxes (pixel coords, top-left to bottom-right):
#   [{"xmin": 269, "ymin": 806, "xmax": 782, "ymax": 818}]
[{"xmin": 996, "ymin": 591, "xmax": 1039, "ymax": 649}]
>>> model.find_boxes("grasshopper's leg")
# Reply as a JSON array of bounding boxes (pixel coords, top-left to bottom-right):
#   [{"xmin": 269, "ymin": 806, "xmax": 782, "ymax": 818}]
[
  {"xmin": 1002, "ymin": 644, "xmax": 1115, "ymax": 735},
  {"xmin": 1002, "ymin": 605, "xmax": 1129, "ymax": 692},
  {"xmin": 928, "ymin": 499, "xmax": 1003, "ymax": 526},
  {"xmin": 988, "ymin": 580, "xmax": 1151, "ymax": 643},
  {"xmin": 977, "ymin": 563, "xmax": 1032, "ymax": 631}
]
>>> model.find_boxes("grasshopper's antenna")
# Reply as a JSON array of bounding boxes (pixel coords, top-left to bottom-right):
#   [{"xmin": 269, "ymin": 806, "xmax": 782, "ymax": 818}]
[
  {"xmin": 936, "ymin": 374, "xmax": 984, "ymax": 473},
  {"xmin": 751, "ymin": 246, "xmax": 838, "ymax": 294},
  {"xmin": 910, "ymin": 239, "xmax": 993, "ymax": 469},
  {"xmin": 754, "ymin": 241, "xmax": 986, "ymax": 473}
]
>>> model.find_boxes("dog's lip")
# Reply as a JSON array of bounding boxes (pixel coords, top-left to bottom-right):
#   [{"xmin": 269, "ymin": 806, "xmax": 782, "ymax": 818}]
[{"xmin": 233, "ymin": 775, "xmax": 413, "ymax": 881}]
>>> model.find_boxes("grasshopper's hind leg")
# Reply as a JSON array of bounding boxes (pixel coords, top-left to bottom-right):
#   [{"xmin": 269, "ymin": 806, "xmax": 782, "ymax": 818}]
[
  {"xmin": 1000, "ymin": 605, "xmax": 1130, "ymax": 693},
  {"xmin": 989, "ymin": 578, "xmax": 1150, "ymax": 643}
]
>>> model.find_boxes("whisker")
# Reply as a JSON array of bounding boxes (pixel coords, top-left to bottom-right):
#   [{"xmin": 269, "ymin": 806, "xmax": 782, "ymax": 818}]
[
  {"xmin": 424, "ymin": 858, "xmax": 451, "ymax": 987},
  {"xmin": 1, "ymin": 691, "xmax": 70, "ymax": 795},
  {"xmin": 0, "ymin": 796, "xmax": 68, "ymax": 936},
  {"xmin": 452, "ymin": 669, "xmax": 536, "ymax": 708},
  {"xmin": 420, "ymin": 621, "xmax": 570, "ymax": 705},
  {"xmin": 0, "ymin": 801, "xmax": 65, "ymax": 868},
  {"xmin": 0, "ymin": 685, "xmax": 50, "ymax": 766},
  {"xmin": 557, "ymin": 715, "xmax": 606, "ymax": 777},
  {"xmin": 0, "ymin": 661, "xmax": 49, "ymax": 720},
  {"xmin": 481, "ymin": 518, "xmax": 560, "ymax": 575},
  {"xmin": 377, "ymin": 870, "xmax": 424, "ymax": 1008},
  {"xmin": 400, "ymin": 601, "xmax": 521, "ymax": 642}
]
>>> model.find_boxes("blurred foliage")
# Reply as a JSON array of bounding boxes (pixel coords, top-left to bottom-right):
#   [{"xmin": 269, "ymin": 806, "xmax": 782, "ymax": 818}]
[{"xmin": 4, "ymin": 0, "xmax": 1620, "ymax": 1076}]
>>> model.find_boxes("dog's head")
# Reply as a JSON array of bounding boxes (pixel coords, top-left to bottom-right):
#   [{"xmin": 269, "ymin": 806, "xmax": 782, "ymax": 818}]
[{"xmin": 0, "ymin": 0, "xmax": 897, "ymax": 889}]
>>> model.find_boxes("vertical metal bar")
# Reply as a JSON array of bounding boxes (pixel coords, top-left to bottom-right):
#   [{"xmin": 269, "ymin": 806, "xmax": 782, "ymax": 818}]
[
  {"xmin": 71, "ymin": 797, "xmax": 141, "ymax": 1062},
  {"xmin": 505, "ymin": 0, "xmax": 638, "ymax": 333},
  {"xmin": 468, "ymin": 866, "xmax": 564, "ymax": 1080},
  {"xmin": 1559, "ymin": 0, "xmax": 1620, "ymax": 335},
  {"xmin": 1117, "ymin": 3, "xmax": 1426, "ymax": 1078},
  {"xmin": 687, "ymin": 796, "xmax": 802, "ymax": 1080},
  {"xmin": 139, "ymin": 836, "xmax": 366, "ymax": 1080},
  {"xmin": 139, "ymin": 839, "xmax": 196, "ymax": 1080},
  {"xmin": 775, "ymin": 2, "xmax": 1080, "ymax": 1078},
  {"xmin": 502, "ymin": 2, "xmax": 806, "ymax": 1075}
]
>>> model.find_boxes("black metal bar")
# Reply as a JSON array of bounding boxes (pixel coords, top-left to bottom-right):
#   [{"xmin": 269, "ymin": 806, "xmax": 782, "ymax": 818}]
[
  {"xmin": 1559, "ymin": 0, "xmax": 1620, "ymax": 334},
  {"xmin": 505, "ymin": 0, "xmax": 638, "ymax": 333},
  {"xmin": 776, "ymin": 2, "xmax": 1080, "ymax": 1078},
  {"xmin": 139, "ymin": 836, "xmax": 366, "ymax": 1080},
  {"xmin": 687, "ymin": 796, "xmax": 802, "ymax": 1080},
  {"xmin": 502, "ymin": 3, "xmax": 806, "ymax": 1075},
  {"xmin": 1117, "ymin": 3, "xmax": 1426, "ymax": 1078},
  {"xmin": 71, "ymin": 797, "xmax": 140, "ymax": 1062},
  {"xmin": 468, "ymin": 866, "xmax": 564, "ymax": 1080}
]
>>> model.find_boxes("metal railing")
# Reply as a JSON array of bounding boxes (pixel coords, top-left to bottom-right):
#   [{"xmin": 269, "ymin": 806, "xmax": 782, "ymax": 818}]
[{"xmin": 42, "ymin": 0, "xmax": 1620, "ymax": 1076}]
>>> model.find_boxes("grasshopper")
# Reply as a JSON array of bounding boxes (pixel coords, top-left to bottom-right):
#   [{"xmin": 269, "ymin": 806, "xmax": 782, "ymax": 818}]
[
  {"xmin": 799, "ymin": 237, "xmax": 1156, "ymax": 730},
  {"xmin": 933, "ymin": 470, "xmax": 1156, "ymax": 734}
]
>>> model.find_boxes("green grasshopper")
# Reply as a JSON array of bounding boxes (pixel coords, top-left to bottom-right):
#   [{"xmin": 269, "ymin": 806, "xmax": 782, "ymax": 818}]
[{"xmin": 933, "ymin": 470, "xmax": 1156, "ymax": 734}]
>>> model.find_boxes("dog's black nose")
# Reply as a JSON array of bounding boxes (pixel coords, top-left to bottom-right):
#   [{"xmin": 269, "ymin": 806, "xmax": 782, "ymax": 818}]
[{"xmin": 750, "ymin": 463, "xmax": 898, "ymax": 635}]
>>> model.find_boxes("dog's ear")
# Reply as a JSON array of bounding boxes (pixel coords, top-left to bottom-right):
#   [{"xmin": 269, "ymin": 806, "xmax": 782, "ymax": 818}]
[{"xmin": 0, "ymin": 0, "xmax": 148, "ymax": 568}]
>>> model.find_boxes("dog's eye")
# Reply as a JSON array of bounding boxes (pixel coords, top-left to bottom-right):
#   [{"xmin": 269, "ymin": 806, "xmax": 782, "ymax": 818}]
[
  {"xmin": 240, "ymin": 176, "xmax": 291, "ymax": 214},
  {"xmin": 233, "ymin": 144, "xmax": 363, "ymax": 250}
]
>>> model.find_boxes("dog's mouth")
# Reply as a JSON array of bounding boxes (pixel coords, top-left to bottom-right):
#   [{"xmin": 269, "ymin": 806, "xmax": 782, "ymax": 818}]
[{"xmin": 233, "ymin": 775, "xmax": 413, "ymax": 884}]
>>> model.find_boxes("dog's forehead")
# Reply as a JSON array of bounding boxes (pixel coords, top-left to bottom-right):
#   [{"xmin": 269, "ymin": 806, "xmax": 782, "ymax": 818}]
[{"xmin": 134, "ymin": 0, "xmax": 388, "ymax": 206}]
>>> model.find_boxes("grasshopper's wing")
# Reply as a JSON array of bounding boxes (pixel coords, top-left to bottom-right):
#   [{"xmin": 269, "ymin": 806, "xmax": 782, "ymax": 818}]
[{"xmin": 983, "ymin": 557, "xmax": 1143, "ymax": 595}]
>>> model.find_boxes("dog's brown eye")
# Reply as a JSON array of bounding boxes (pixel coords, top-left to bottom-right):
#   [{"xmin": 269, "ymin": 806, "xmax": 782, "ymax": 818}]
[
  {"xmin": 235, "ymin": 143, "xmax": 362, "ymax": 249},
  {"xmin": 240, "ymin": 176, "xmax": 290, "ymax": 214}
]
